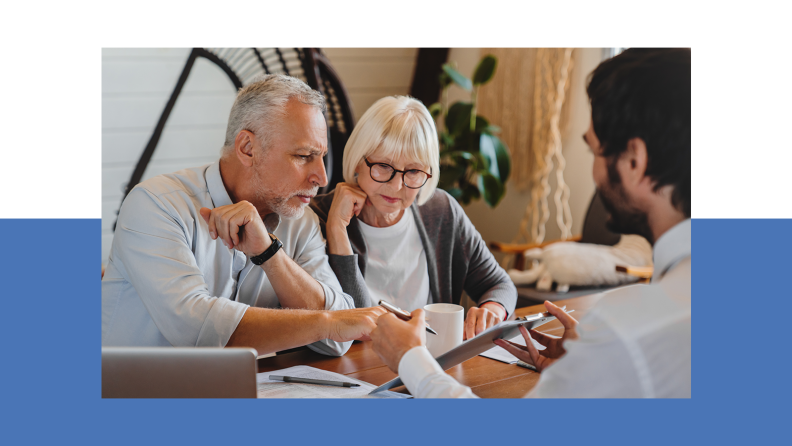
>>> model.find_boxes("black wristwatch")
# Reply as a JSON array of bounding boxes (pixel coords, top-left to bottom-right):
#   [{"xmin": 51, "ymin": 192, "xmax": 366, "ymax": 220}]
[{"xmin": 250, "ymin": 233, "xmax": 283, "ymax": 265}]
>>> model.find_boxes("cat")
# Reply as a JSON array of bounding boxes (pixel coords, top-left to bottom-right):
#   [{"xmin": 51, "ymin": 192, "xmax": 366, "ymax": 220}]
[{"xmin": 508, "ymin": 234, "xmax": 653, "ymax": 291}]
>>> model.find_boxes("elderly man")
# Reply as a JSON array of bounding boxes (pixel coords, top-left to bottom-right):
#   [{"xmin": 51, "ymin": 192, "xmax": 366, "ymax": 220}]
[
  {"xmin": 371, "ymin": 48, "xmax": 691, "ymax": 397},
  {"xmin": 102, "ymin": 74, "xmax": 384, "ymax": 356}
]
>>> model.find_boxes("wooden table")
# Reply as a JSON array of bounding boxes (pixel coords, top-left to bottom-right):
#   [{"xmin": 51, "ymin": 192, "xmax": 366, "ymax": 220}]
[{"xmin": 257, "ymin": 293, "xmax": 603, "ymax": 398}]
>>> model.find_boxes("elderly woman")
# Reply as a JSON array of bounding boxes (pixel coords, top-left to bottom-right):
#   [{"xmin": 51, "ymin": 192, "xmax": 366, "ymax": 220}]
[{"xmin": 311, "ymin": 96, "xmax": 516, "ymax": 339}]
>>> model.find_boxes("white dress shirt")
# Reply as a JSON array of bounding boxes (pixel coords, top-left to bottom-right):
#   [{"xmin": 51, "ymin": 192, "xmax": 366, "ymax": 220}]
[
  {"xmin": 399, "ymin": 219, "xmax": 692, "ymax": 398},
  {"xmin": 102, "ymin": 161, "xmax": 354, "ymax": 356},
  {"xmin": 357, "ymin": 207, "xmax": 431, "ymax": 312}
]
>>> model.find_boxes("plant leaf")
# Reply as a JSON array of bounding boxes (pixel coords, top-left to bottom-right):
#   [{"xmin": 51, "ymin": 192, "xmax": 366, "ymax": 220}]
[
  {"xmin": 472, "ymin": 55, "xmax": 497, "ymax": 85},
  {"xmin": 479, "ymin": 133, "xmax": 511, "ymax": 182},
  {"xmin": 447, "ymin": 187, "xmax": 463, "ymax": 201},
  {"xmin": 474, "ymin": 116, "xmax": 490, "ymax": 133},
  {"xmin": 442, "ymin": 64, "xmax": 472, "ymax": 91},
  {"xmin": 483, "ymin": 124, "xmax": 501, "ymax": 135},
  {"xmin": 440, "ymin": 132, "xmax": 455, "ymax": 149},
  {"xmin": 478, "ymin": 172, "xmax": 504, "ymax": 207},
  {"xmin": 445, "ymin": 102, "xmax": 473, "ymax": 136},
  {"xmin": 464, "ymin": 179, "xmax": 481, "ymax": 201},
  {"xmin": 439, "ymin": 72, "xmax": 452, "ymax": 89},
  {"xmin": 428, "ymin": 102, "xmax": 442, "ymax": 119},
  {"xmin": 438, "ymin": 162, "xmax": 467, "ymax": 190}
]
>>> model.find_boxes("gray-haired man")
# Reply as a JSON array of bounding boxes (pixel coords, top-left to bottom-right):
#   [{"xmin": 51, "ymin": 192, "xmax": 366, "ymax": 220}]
[{"xmin": 102, "ymin": 74, "xmax": 385, "ymax": 356}]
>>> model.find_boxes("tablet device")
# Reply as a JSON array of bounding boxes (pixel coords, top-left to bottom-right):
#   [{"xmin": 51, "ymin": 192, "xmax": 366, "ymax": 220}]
[{"xmin": 369, "ymin": 310, "xmax": 567, "ymax": 394}]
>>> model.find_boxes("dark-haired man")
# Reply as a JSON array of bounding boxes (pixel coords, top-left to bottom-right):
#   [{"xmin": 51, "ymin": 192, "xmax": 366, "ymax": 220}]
[{"xmin": 370, "ymin": 48, "xmax": 691, "ymax": 397}]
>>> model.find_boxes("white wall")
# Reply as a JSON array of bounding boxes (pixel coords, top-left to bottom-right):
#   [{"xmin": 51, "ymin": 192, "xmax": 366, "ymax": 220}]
[
  {"xmin": 101, "ymin": 48, "xmax": 418, "ymax": 264},
  {"xmin": 322, "ymin": 48, "xmax": 418, "ymax": 122}
]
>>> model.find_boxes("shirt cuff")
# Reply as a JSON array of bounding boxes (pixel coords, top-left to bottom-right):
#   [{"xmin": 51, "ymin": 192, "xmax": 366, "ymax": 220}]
[
  {"xmin": 398, "ymin": 346, "xmax": 444, "ymax": 394},
  {"xmin": 318, "ymin": 280, "xmax": 354, "ymax": 311},
  {"xmin": 195, "ymin": 298, "xmax": 249, "ymax": 347}
]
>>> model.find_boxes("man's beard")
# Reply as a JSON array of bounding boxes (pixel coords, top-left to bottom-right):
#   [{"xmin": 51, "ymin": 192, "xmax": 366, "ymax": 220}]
[
  {"xmin": 252, "ymin": 165, "xmax": 317, "ymax": 219},
  {"xmin": 598, "ymin": 159, "xmax": 654, "ymax": 244}
]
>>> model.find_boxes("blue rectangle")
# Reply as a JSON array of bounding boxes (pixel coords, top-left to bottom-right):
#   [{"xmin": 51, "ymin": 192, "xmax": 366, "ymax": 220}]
[{"xmin": 0, "ymin": 218, "xmax": 787, "ymax": 445}]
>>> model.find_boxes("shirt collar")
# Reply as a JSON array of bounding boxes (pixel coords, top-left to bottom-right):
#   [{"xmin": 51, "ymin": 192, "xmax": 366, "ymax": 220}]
[
  {"xmin": 204, "ymin": 160, "xmax": 282, "ymax": 233},
  {"xmin": 205, "ymin": 161, "xmax": 233, "ymax": 208},
  {"xmin": 652, "ymin": 218, "xmax": 691, "ymax": 281}
]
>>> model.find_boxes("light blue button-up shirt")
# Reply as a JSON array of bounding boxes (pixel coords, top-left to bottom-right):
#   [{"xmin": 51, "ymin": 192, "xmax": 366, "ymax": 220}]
[{"xmin": 102, "ymin": 161, "xmax": 354, "ymax": 356}]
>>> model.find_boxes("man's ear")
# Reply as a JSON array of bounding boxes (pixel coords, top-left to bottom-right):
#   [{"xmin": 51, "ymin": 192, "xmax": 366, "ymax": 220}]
[
  {"xmin": 234, "ymin": 130, "xmax": 256, "ymax": 167},
  {"xmin": 619, "ymin": 137, "xmax": 649, "ymax": 188}
]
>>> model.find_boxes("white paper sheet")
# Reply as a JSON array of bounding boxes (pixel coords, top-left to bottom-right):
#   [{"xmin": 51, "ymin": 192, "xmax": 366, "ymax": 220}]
[
  {"xmin": 257, "ymin": 365, "xmax": 411, "ymax": 398},
  {"xmin": 479, "ymin": 334, "xmax": 546, "ymax": 364}
]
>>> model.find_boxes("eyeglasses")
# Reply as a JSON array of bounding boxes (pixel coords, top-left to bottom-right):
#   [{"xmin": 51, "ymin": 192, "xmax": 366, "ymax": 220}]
[{"xmin": 364, "ymin": 158, "xmax": 432, "ymax": 189}]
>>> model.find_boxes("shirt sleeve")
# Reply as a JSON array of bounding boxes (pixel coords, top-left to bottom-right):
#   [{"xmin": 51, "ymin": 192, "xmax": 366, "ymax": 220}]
[
  {"xmin": 398, "ymin": 346, "xmax": 479, "ymax": 398},
  {"xmin": 293, "ymin": 213, "xmax": 355, "ymax": 356},
  {"xmin": 450, "ymin": 199, "xmax": 517, "ymax": 317},
  {"xmin": 327, "ymin": 254, "xmax": 373, "ymax": 308},
  {"xmin": 526, "ymin": 307, "xmax": 646, "ymax": 398},
  {"xmin": 113, "ymin": 187, "xmax": 249, "ymax": 347}
]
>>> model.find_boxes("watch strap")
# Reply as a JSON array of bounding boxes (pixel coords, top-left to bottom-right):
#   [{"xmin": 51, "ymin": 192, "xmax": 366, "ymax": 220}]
[{"xmin": 250, "ymin": 234, "xmax": 282, "ymax": 265}]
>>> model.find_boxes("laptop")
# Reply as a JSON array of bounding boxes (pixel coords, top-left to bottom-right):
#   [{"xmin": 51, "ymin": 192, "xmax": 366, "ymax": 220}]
[{"xmin": 102, "ymin": 347, "xmax": 258, "ymax": 398}]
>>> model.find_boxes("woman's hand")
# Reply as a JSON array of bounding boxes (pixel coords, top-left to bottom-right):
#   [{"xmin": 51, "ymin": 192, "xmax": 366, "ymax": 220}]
[
  {"xmin": 326, "ymin": 182, "xmax": 368, "ymax": 255},
  {"xmin": 463, "ymin": 302, "xmax": 506, "ymax": 340}
]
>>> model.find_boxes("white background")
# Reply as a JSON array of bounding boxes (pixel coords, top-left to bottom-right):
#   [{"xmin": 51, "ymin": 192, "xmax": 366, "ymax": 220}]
[{"xmin": 1, "ymin": 1, "xmax": 790, "ymax": 219}]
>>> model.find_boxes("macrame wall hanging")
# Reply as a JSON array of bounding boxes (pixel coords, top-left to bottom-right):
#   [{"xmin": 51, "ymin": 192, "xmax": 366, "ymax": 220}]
[{"xmin": 478, "ymin": 48, "xmax": 576, "ymax": 253}]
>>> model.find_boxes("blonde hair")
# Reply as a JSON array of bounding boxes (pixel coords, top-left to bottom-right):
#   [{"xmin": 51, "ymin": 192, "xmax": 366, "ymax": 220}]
[{"xmin": 342, "ymin": 96, "xmax": 440, "ymax": 205}]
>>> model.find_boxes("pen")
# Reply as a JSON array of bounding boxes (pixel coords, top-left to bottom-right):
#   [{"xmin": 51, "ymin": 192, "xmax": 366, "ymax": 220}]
[
  {"xmin": 379, "ymin": 300, "xmax": 438, "ymax": 335},
  {"xmin": 269, "ymin": 375, "xmax": 360, "ymax": 388}
]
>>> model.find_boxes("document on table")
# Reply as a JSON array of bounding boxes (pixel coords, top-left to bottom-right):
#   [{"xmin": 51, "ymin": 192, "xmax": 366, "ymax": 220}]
[
  {"xmin": 257, "ymin": 365, "xmax": 411, "ymax": 398},
  {"xmin": 479, "ymin": 334, "xmax": 546, "ymax": 364}
]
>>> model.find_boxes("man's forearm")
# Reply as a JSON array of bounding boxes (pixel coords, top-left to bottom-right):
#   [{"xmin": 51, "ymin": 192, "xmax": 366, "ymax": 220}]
[
  {"xmin": 226, "ymin": 307, "xmax": 329, "ymax": 354},
  {"xmin": 260, "ymin": 250, "xmax": 326, "ymax": 309}
]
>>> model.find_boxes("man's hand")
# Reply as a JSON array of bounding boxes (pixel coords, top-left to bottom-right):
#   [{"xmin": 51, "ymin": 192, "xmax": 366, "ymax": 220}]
[
  {"xmin": 464, "ymin": 302, "xmax": 506, "ymax": 340},
  {"xmin": 199, "ymin": 201, "xmax": 271, "ymax": 257},
  {"xmin": 370, "ymin": 309, "xmax": 427, "ymax": 373},
  {"xmin": 325, "ymin": 182, "xmax": 368, "ymax": 256},
  {"xmin": 325, "ymin": 306, "xmax": 388, "ymax": 343},
  {"xmin": 493, "ymin": 300, "xmax": 579, "ymax": 372}
]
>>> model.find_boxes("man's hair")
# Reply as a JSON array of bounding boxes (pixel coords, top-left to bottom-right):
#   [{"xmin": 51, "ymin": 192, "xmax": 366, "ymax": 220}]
[
  {"xmin": 221, "ymin": 74, "xmax": 326, "ymax": 157},
  {"xmin": 587, "ymin": 48, "xmax": 691, "ymax": 217}
]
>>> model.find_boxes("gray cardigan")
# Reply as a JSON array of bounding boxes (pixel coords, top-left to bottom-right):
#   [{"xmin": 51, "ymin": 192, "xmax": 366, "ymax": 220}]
[{"xmin": 310, "ymin": 189, "xmax": 517, "ymax": 316}]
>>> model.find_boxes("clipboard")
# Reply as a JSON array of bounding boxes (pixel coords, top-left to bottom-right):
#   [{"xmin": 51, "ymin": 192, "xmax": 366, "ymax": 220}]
[{"xmin": 368, "ymin": 308, "xmax": 572, "ymax": 394}]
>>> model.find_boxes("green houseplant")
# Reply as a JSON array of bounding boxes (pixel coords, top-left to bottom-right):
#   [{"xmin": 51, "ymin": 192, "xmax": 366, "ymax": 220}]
[{"xmin": 429, "ymin": 55, "xmax": 511, "ymax": 207}]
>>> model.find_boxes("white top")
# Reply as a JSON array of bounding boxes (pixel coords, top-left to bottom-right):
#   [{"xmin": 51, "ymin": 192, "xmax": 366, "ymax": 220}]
[
  {"xmin": 399, "ymin": 219, "xmax": 692, "ymax": 398},
  {"xmin": 102, "ymin": 161, "xmax": 354, "ymax": 356},
  {"xmin": 357, "ymin": 207, "xmax": 431, "ymax": 312}
]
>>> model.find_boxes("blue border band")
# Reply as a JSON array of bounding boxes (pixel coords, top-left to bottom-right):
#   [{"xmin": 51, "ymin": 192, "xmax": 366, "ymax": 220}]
[{"xmin": 1, "ymin": 218, "xmax": 787, "ymax": 445}]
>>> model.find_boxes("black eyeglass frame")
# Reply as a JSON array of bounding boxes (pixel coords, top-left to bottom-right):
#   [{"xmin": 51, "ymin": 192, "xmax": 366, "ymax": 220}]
[{"xmin": 364, "ymin": 158, "xmax": 433, "ymax": 189}]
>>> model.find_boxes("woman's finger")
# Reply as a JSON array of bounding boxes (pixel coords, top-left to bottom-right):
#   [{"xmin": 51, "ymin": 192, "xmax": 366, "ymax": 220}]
[
  {"xmin": 463, "ymin": 313, "xmax": 476, "ymax": 340},
  {"xmin": 475, "ymin": 310, "xmax": 488, "ymax": 336}
]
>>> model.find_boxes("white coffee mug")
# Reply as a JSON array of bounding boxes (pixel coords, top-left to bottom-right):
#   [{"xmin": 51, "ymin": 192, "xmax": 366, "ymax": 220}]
[{"xmin": 423, "ymin": 303, "xmax": 464, "ymax": 358}]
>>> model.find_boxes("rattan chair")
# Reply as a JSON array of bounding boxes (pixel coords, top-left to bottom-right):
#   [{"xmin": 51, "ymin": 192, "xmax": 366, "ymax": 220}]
[{"xmin": 112, "ymin": 48, "xmax": 355, "ymax": 231}]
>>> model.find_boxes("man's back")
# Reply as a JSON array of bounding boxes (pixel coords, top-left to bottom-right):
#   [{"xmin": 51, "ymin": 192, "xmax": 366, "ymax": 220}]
[{"xmin": 530, "ymin": 222, "xmax": 691, "ymax": 398}]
